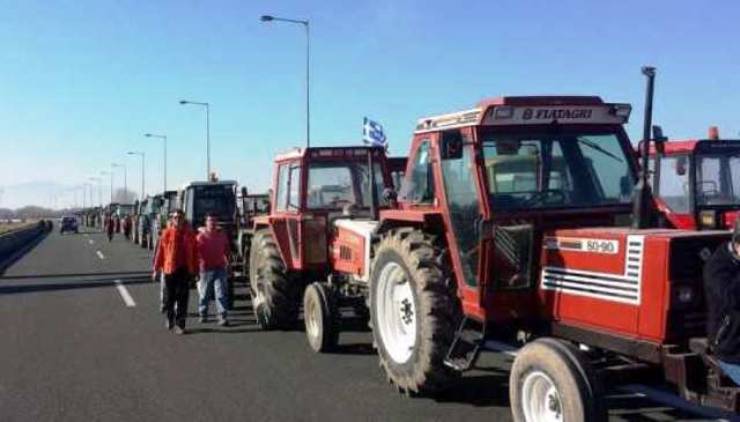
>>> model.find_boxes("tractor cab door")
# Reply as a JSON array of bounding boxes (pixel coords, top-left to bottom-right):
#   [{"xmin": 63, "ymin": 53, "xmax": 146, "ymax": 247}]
[
  {"xmin": 436, "ymin": 129, "xmax": 489, "ymax": 318},
  {"xmin": 271, "ymin": 160, "xmax": 305, "ymax": 269}
]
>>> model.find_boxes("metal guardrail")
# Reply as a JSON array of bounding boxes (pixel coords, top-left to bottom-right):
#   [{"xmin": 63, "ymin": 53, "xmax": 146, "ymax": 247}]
[{"xmin": 0, "ymin": 221, "xmax": 52, "ymax": 273}]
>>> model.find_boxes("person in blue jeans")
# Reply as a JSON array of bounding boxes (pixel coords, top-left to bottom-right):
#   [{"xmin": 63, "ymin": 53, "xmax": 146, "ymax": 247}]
[
  {"xmin": 704, "ymin": 218, "xmax": 740, "ymax": 385},
  {"xmin": 196, "ymin": 213, "xmax": 231, "ymax": 326}
]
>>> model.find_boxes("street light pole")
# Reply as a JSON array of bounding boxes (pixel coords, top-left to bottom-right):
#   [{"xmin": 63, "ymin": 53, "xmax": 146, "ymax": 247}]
[
  {"xmin": 145, "ymin": 133, "xmax": 167, "ymax": 191},
  {"xmin": 260, "ymin": 15, "xmax": 311, "ymax": 148},
  {"xmin": 127, "ymin": 151, "xmax": 145, "ymax": 200},
  {"xmin": 179, "ymin": 100, "xmax": 210, "ymax": 178}
]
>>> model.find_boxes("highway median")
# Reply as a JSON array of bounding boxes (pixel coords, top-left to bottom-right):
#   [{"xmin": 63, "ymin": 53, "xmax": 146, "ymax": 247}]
[{"xmin": 0, "ymin": 220, "xmax": 52, "ymax": 274}]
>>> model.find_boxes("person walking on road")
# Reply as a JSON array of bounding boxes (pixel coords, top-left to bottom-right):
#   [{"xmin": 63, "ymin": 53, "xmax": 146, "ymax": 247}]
[
  {"xmin": 704, "ymin": 218, "xmax": 740, "ymax": 385},
  {"xmin": 105, "ymin": 213, "xmax": 114, "ymax": 242},
  {"xmin": 196, "ymin": 213, "xmax": 231, "ymax": 326},
  {"xmin": 153, "ymin": 209, "xmax": 198, "ymax": 335}
]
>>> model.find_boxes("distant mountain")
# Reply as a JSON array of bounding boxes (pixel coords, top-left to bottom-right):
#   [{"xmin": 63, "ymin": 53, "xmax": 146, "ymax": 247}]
[{"xmin": 0, "ymin": 181, "xmax": 78, "ymax": 209}]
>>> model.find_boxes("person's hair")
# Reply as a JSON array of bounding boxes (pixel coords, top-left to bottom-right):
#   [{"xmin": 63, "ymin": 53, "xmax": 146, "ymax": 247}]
[
  {"xmin": 169, "ymin": 209, "xmax": 184, "ymax": 218},
  {"xmin": 205, "ymin": 213, "xmax": 218, "ymax": 221}
]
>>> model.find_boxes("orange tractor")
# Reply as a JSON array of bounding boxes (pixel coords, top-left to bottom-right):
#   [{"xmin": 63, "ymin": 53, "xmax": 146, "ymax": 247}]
[{"xmin": 249, "ymin": 71, "xmax": 739, "ymax": 420}]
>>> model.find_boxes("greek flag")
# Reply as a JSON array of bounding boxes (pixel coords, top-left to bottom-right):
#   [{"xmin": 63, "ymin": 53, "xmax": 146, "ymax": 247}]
[{"xmin": 363, "ymin": 117, "xmax": 387, "ymax": 147}]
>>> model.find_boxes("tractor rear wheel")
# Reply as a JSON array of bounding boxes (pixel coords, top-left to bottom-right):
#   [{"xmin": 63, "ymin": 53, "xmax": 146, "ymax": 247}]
[
  {"xmin": 249, "ymin": 229, "xmax": 301, "ymax": 330},
  {"xmin": 303, "ymin": 282, "xmax": 339, "ymax": 353},
  {"xmin": 369, "ymin": 228, "xmax": 462, "ymax": 395},
  {"xmin": 509, "ymin": 338, "xmax": 606, "ymax": 422}
]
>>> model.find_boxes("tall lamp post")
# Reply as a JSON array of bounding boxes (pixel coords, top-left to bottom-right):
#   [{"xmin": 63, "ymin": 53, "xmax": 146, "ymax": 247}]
[
  {"xmin": 179, "ymin": 100, "xmax": 211, "ymax": 179},
  {"xmin": 260, "ymin": 14, "xmax": 311, "ymax": 148},
  {"xmin": 127, "ymin": 151, "xmax": 145, "ymax": 200},
  {"xmin": 145, "ymin": 133, "xmax": 168, "ymax": 191},
  {"xmin": 112, "ymin": 163, "xmax": 127, "ymax": 203}
]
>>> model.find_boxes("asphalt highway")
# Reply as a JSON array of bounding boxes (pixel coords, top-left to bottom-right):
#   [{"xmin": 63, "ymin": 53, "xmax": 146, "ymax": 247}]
[{"xmin": 0, "ymin": 228, "xmax": 731, "ymax": 421}]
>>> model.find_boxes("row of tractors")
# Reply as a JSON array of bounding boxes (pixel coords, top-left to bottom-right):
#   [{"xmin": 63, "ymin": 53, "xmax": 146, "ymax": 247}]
[
  {"xmin": 242, "ymin": 68, "xmax": 740, "ymax": 421},
  {"xmin": 84, "ymin": 67, "xmax": 740, "ymax": 420}
]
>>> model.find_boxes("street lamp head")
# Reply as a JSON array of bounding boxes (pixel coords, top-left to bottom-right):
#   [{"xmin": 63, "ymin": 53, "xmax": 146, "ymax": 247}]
[
  {"xmin": 144, "ymin": 133, "xmax": 152, "ymax": 138},
  {"xmin": 179, "ymin": 100, "xmax": 188, "ymax": 105},
  {"xmin": 260, "ymin": 15, "xmax": 274, "ymax": 22}
]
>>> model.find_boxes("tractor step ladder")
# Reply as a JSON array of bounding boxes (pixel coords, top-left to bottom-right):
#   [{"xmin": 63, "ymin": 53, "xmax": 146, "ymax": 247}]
[{"xmin": 444, "ymin": 316, "xmax": 486, "ymax": 372}]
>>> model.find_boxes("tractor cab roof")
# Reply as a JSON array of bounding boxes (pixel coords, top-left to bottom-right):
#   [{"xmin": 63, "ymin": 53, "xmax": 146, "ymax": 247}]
[
  {"xmin": 652, "ymin": 139, "xmax": 740, "ymax": 155},
  {"xmin": 414, "ymin": 96, "xmax": 631, "ymax": 134},
  {"xmin": 274, "ymin": 145, "xmax": 386, "ymax": 163}
]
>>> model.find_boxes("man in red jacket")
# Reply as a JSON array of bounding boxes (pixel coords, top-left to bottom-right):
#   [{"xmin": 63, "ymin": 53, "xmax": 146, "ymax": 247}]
[
  {"xmin": 153, "ymin": 209, "xmax": 198, "ymax": 334},
  {"xmin": 196, "ymin": 213, "xmax": 231, "ymax": 326}
]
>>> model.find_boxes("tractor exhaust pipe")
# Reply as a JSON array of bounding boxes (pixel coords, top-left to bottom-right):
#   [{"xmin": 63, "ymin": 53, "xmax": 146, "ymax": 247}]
[{"xmin": 632, "ymin": 66, "xmax": 657, "ymax": 229}]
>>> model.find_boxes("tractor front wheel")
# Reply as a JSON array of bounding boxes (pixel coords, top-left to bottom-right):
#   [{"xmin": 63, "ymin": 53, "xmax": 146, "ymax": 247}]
[
  {"xmin": 303, "ymin": 282, "xmax": 339, "ymax": 353},
  {"xmin": 509, "ymin": 338, "xmax": 606, "ymax": 422},
  {"xmin": 369, "ymin": 228, "xmax": 461, "ymax": 395},
  {"xmin": 249, "ymin": 229, "xmax": 301, "ymax": 330}
]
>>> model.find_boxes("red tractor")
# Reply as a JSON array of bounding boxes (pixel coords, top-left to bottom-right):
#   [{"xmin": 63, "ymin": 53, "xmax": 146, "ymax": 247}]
[
  {"xmin": 648, "ymin": 127, "xmax": 740, "ymax": 230},
  {"xmin": 250, "ymin": 95, "xmax": 739, "ymax": 419}
]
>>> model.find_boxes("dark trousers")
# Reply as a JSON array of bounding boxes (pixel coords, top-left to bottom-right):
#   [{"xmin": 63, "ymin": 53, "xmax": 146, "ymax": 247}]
[{"xmin": 163, "ymin": 267, "xmax": 192, "ymax": 328}]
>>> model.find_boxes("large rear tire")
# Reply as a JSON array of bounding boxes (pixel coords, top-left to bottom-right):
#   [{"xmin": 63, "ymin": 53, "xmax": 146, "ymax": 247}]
[
  {"xmin": 509, "ymin": 338, "xmax": 606, "ymax": 422},
  {"xmin": 369, "ymin": 228, "xmax": 462, "ymax": 395},
  {"xmin": 249, "ymin": 229, "xmax": 301, "ymax": 330},
  {"xmin": 303, "ymin": 282, "xmax": 339, "ymax": 353}
]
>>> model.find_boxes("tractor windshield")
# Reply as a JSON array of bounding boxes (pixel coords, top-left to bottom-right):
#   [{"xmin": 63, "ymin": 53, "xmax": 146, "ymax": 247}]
[
  {"xmin": 306, "ymin": 161, "xmax": 386, "ymax": 210},
  {"xmin": 695, "ymin": 152, "xmax": 740, "ymax": 207},
  {"xmin": 190, "ymin": 184, "xmax": 236, "ymax": 224},
  {"xmin": 480, "ymin": 130, "xmax": 634, "ymax": 210}
]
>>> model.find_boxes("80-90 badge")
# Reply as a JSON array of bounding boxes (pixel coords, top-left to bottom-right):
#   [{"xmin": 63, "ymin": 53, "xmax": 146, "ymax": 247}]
[{"xmin": 544, "ymin": 237, "xmax": 619, "ymax": 255}]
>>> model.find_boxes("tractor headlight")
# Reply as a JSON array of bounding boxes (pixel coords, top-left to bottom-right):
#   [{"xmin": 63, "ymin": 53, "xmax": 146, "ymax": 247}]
[{"xmin": 699, "ymin": 210, "xmax": 718, "ymax": 229}]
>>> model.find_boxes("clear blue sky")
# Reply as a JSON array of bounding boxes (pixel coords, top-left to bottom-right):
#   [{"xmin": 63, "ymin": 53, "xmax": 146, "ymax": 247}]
[{"xmin": 1, "ymin": 0, "xmax": 739, "ymax": 208}]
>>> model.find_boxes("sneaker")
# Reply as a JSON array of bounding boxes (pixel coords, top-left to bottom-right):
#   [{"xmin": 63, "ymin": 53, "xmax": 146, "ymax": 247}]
[
  {"xmin": 174, "ymin": 326, "xmax": 186, "ymax": 335},
  {"xmin": 218, "ymin": 318, "xmax": 229, "ymax": 327},
  {"xmin": 199, "ymin": 315, "xmax": 207, "ymax": 324},
  {"xmin": 165, "ymin": 319, "xmax": 174, "ymax": 330}
]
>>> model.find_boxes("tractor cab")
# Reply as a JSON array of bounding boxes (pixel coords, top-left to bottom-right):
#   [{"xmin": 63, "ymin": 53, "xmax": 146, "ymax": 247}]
[
  {"xmin": 256, "ymin": 146, "xmax": 393, "ymax": 272},
  {"xmin": 181, "ymin": 180, "xmax": 237, "ymax": 231},
  {"xmin": 649, "ymin": 132, "xmax": 740, "ymax": 230},
  {"xmin": 399, "ymin": 96, "xmax": 638, "ymax": 321}
]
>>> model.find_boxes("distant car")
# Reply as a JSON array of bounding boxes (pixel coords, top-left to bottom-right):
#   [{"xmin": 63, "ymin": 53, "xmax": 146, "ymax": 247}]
[{"xmin": 60, "ymin": 216, "xmax": 78, "ymax": 234}]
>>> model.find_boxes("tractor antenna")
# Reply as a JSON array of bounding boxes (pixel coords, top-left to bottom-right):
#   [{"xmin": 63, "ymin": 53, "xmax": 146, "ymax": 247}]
[{"xmin": 632, "ymin": 66, "xmax": 657, "ymax": 229}]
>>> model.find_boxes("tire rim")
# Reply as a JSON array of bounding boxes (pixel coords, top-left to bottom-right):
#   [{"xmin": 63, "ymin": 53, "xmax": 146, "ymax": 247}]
[
  {"xmin": 305, "ymin": 291, "xmax": 320, "ymax": 341},
  {"xmin": 375, "ymin": 261, "xmax": 417, "ymax": 364},
  {"xmin": 521, "ymin": 370, "xmax": 563, "ymax": 422}
]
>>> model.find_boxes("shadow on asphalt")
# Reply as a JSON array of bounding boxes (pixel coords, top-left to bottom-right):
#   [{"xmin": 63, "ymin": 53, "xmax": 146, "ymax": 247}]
[
  {"xmin": 1, "ymin": 270, "xmax": 150, "ymax": 280},
  {"xmin": 433, "ymin": 371, "xmax": 510, "ymax": 407},
  {"xmin": 0, "ymin": 276, "xmax": 151, "ymax": 295}
]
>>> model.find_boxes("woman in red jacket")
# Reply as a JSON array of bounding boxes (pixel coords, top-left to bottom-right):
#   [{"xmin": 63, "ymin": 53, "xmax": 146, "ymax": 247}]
[{"xmin": 152, "ymin": 209, "xmax": 198, "ymax": 334}]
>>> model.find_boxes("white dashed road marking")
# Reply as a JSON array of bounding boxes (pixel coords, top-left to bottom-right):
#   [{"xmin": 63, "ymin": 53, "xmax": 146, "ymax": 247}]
[
  {"xmin": 96, "ymin": 251, "xmax": 105, "ymax": 260},
  {"xmin": 114, "ymin": 279, "xmax": 136, "ymax": 307}
]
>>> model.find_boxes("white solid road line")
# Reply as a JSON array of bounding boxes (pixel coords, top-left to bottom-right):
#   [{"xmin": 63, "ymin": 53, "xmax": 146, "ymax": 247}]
[
  {"xmin": 114, "ymin": 279, "xmax": 136, "ymax": 307},
  {"xmin": 96, "ymin": 250, "xmax": 105, "ymax": 260}
]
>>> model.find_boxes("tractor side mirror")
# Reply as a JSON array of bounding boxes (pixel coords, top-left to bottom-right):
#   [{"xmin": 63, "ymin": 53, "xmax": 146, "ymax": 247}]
[
  {"xmin": 652, "ymin": 125, "xmax": 667, "ymax": 154},
  {"xmin": 241, "ymin": 186, "xmax": 248, "ymax": 197},
  {"xmin": 440, "ymin": 132, "xmax": 463, "ymax": 160}
]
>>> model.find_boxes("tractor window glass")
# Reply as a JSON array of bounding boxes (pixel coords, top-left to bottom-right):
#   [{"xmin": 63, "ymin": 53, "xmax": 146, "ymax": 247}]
[
  {"xmin": 287, "ymin": 165, "xmax": 302, "ymax": 211},
  {"xmin": 480, "ymin": 131, "xmax": 633, "ymax": 210},
  {"xmin": 696, "ymin": 154, "xmax": 740, "ymax": 206},
  {"xmin": 440, "ymin": 135, "xmax": 480, "ymax": 287},
  {"xmin": 275, "ymin": 164, "xmax": 289, "ymax": 212},
  {"xmin": 401, "ymin": 140, "xmax": 434, "ymax": 203},
  {"xmin": 306, "ymin": 161, "xmax": 386, "ymax": 209},
  {"xmin": 657, "ymin": 156, "xmax": 690, "ymax": 213}
]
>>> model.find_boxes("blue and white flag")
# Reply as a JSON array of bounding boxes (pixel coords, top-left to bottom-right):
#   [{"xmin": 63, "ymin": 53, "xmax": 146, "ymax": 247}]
[{"xmin": 363, "ymin": 117, "xmax": 387, "ymax": 147}]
